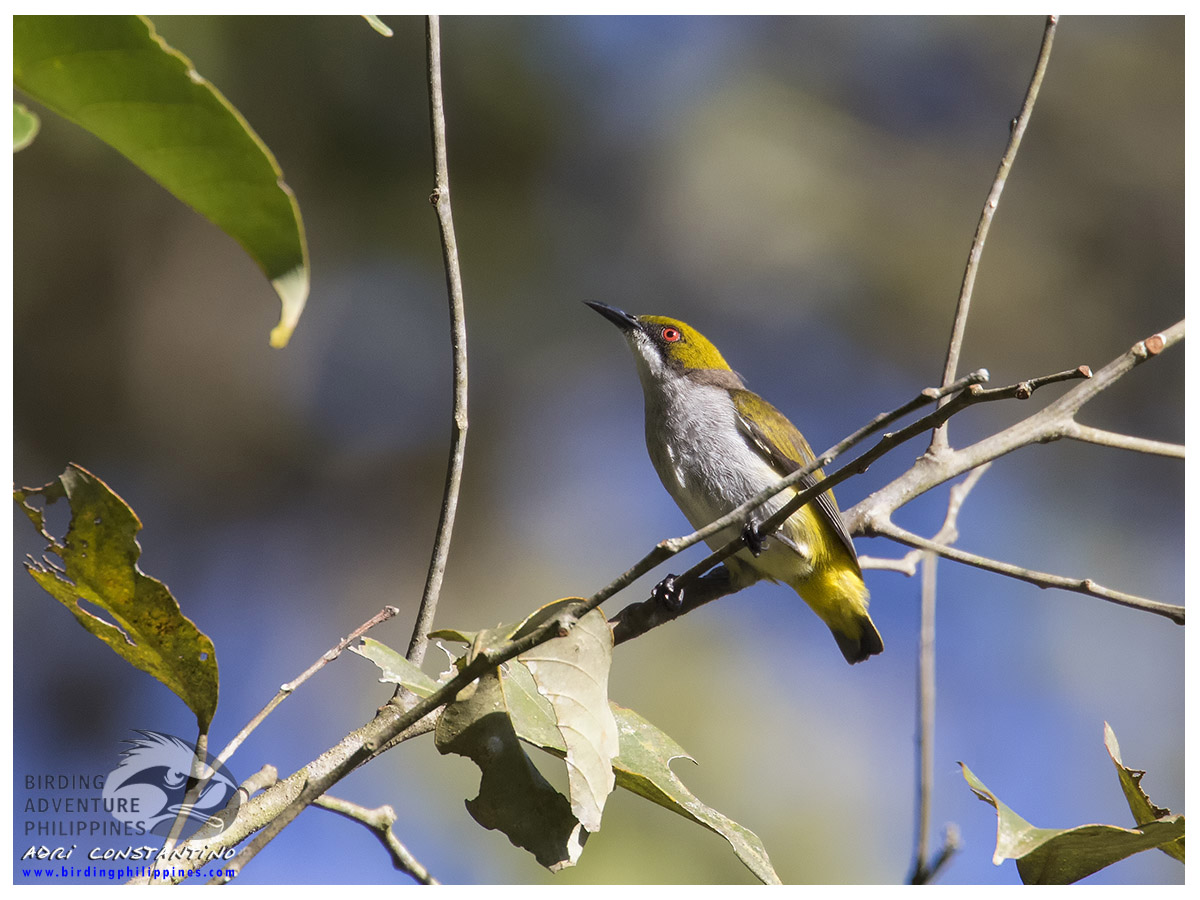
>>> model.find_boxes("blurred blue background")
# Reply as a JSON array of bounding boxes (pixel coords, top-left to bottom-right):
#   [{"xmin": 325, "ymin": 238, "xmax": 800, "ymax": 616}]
[{"xmin": 12, "ymin": 15, "xmax": 1182, "ymax": 885}]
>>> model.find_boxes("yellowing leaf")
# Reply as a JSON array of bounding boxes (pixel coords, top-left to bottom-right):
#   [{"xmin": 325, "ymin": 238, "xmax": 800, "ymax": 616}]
[
  {"xmin": 15, "ymin": 464, "xmax": 219, "ymax": 731},
  {"xmin": 14, "ymin": 101, "xmax": 39, "ymax": 152}
]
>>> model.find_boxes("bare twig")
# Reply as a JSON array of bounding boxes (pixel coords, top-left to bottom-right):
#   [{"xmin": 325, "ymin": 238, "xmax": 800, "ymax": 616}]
[
  {"xmin": 238, "ymin": 764, "xmax": 279, "ymax": 797},
  {"xmin": 407, "ymin": 13, "xmax": 469, "ymax": 669},
  {"xmin": 863, "ymin": 465, "xmax": 990, "ymax": 576},
  {"xmin": 153, "ymin": 730, "xmax": 210, "ymax": 878},
  {"xmin": 912, "ymin": 825, "xmax": 961, "ymax": 885},
  {"xmin": 849, "ymin": 323, "xmax": 1184, "ymax": 539},
  {"xmin": 1062, "ymin": 422, "xmax": 1184, "ymax": 458},
  {"xmin": 314, "ymin": 795, "xmax": 439, "ymax": 884},
  {"xmin": 869, "ymin": 518, "xmax": 1184, "ymax": 624},
  {"xmin": 931, "ymin": 14, "xmax": 1058, "ymax": 454},
  {"xmin": 908, "ymin": 465, "xmax": 985, "ymax": 884},
  {"xmin": 215, "ymin": 605, "xmax": 400, "ymax": 771},
  {"xmin": 910, "ymin": 547, "xmax": 939, "ymax": 883}
]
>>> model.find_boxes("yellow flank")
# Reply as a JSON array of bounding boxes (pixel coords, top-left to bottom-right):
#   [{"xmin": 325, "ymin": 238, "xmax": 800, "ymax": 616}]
[{"xmin": 730, "ymin": 499, "xmax": 878, "ymax": 663}]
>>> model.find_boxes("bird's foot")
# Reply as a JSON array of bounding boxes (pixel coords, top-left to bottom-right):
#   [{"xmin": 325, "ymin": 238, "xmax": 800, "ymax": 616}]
[
  {"xmin": 651, "ymin": 574, "xmax": 684, "ymax": 610},
  {"xmin": 742, "ymin": 523, "xmax": 766, "ymax": 557}
]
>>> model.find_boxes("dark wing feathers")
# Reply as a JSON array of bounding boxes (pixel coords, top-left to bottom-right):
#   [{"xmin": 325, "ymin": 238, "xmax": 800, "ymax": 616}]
[{"xmin": 730, "ymin": 390, "xmax": 861, "ymax": 569}]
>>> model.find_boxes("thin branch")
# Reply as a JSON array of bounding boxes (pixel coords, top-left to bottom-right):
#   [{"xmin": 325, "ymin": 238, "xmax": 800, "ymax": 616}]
[
  {"xmin": 863, "ymin": 465, "xmax": 981, "ymax": 881},
  {"xmin": 314, "ymin": 795, "xmax": 439, "ymax": 884},
  {"xmin": 407, "ymin": 13, "xmax": 469, "ymax": 669},
  {"xmin": 208, "ymin": 599, "xmax": 611, "ymax": 880},
  {"xmin": 214, "ymin": 605, "xmax": 399, "ymax": 771},
  {"xmin": 910, "ymin": 546, "xmax": 938, "ymax": 882},
  {"xmin": 153, "ymin": 730, "xmax": 210, "ymax": 878},
  {"xmin": 1063, "ymin": 422, "xmax": 1184, "ymax": 458},
  {"xmin": 931, "ymin": 14, "xmax": 1058, "ymax": 453},
  {"xmin": 912, "ymin": 825, "xmax": 961, "ymax": 885},
  {"xmin": 849, "ymin": 323, "xmax": 1184, "ymax": 536},
  {"xmin": 866, "ymin": 465, "xmax": 991, "ymax": 577},
  {"xmin": 908, "ymin": 465, "xmax": 985, "ymax": 885},
  {"xmin": 869, "ymin": 517, "xmax": 1184, "ymax": 624},
  {"xmin": 238, "ymin": 764, "xmax": 279, "ymax": 797}
]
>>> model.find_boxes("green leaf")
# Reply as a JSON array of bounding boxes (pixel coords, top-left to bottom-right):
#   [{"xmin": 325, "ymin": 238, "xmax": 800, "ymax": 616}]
[
  {"xmin": 500, "ymin": 657, "xmax": 565, "ymax": 755},
  {"xmin": 427, "ymin": 627, "xmax": 480, "ymax": 645},
  {"xmin": 14, "ymin": 464, "xmax": 219, "ymax": 731},
  {"xmin": 13, "ymin": 101, "xmax": 40, "ymax": 152},
  {"xmin": 362, "ymin": 15, "xmax": 393, "ymax": 37},
  {"xmin": 13, "ymin": 15, "xmax": 309, "ymax": 347},
  {"xmin": 961, "ymin": 761, "xmax": 1185, "ymax": 884},
  {"xmin": 1104, "ymin": 722, "xmax": 1185, "ymax": 863},
  {"xmin": 434, "ymin": 596, "xmax": 777, "ymax": 881},
  {"xmin": 351, "ymin": 637, "xmax": 441, "ymax": 698},
  {"xmin": 517, "ymin": 601, "xmax": 619, "ymax": 834},
  {"xmin": 610, "ymin": 704, "xmax": 782, "ymax": 885},
  {"xmin": 435, "ymin": 667, "xmax": 586, "ymax": 871}
]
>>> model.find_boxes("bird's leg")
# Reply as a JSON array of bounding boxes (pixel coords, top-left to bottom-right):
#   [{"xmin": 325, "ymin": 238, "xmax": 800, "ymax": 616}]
[
  {"xmin": 650, "ymin": 574, "xmax": 683, "ymax": 610},
  {"xmin": 742, "ymin": 521, "xmax": 766, "ymax": 557},
  {"xmin": 650, "ymin": 565, "xmax": 736, "ymax": 611}
]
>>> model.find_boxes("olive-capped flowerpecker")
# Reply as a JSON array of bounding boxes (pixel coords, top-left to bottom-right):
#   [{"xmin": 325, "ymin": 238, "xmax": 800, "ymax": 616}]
[{"xmin": 587, "ymin": 301, "xmax": 883, "ymax": 664}]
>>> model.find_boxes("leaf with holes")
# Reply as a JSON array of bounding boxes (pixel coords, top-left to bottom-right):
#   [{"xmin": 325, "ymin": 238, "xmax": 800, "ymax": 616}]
[{"xmin": 15, "ymin": 464, "xmax": 219, "ymax": 731}]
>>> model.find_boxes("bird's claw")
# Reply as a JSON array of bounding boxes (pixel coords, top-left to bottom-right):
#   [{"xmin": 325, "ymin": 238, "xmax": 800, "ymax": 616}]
[
  {"xmin": 742, "ymin": 523, "xmax": 766, "ymax": 557},
  {"xmin": 651, "ymin": 574, "xmax": 684, "ymax": 610}
]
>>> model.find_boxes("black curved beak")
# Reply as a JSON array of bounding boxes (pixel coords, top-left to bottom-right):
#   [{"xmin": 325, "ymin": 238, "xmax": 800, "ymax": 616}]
[{"xmin": 585, "ymin": 301, "xmax": 641, "ymax": 333}]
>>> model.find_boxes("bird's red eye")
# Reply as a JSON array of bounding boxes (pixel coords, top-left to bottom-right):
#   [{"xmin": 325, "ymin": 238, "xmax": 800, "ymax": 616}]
[{"xmin": 661, "ymin": 327, "xmax": 682, "ymax": 343}]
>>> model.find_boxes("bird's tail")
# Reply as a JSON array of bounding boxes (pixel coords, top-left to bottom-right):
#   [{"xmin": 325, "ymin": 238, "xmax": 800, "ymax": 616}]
[{"xmin": 793, "ymin": 566, "xmax": 884, "ymax": 665}]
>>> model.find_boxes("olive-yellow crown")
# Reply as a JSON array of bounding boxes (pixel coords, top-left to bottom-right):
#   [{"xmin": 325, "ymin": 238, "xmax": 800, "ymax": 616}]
[
  {"xmin": 584, "ymin": 302, "xmax": 733, "ymax": 373},
  {"xmin": 636, "ymin": 315, "xmax": 733, "ymax": 372}
]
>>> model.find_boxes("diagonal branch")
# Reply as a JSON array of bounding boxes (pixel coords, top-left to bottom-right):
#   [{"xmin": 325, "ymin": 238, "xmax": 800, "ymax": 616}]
[
  {"xmin": 1062, "ymin": 422, "xmax": 1184, "ymax": 458},
  {"xmin": 215, "ymin": 605, "xmax": 400, "ymax": 770},
  {"xmin": 314, "ymin": 795, "xmax": 439, "ymax": 884},
  {"xmin": 931, "ymin": 14, "xmax": 1058, "ymax": 454},
  {"xmin": 869, "ymin": 517, "xmax": 1184, "ymax": 624},
  {"xmin": 849, "ymin": 323, "xmax": 1184, "ymax": 537}
]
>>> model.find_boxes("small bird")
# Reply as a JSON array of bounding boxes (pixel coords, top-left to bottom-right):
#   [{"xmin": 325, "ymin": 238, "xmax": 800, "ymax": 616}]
[{"xmin": 587, "ymin": 301, "xmax": 883, "ymax": 664}]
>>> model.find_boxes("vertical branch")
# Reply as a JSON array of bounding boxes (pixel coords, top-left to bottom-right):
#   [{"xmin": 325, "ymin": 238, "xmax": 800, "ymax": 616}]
[
  {"xmin": 407, "ymin": 14, "xmax": 469, "ymax": 667},
  {"xmin": 906, "ymin": 466, "xmax": 988, "ymax": 883},
  {"xmin": 909, "ymin": 19, "xmax": 1057, "ymax": 881},
  {"xmin": 930, "ymin": 14, "xmax": 1058, "ymax": 454},
  {"xmin": 910, "ymin": 551, "xmax": 938, "ymax": 883}
]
